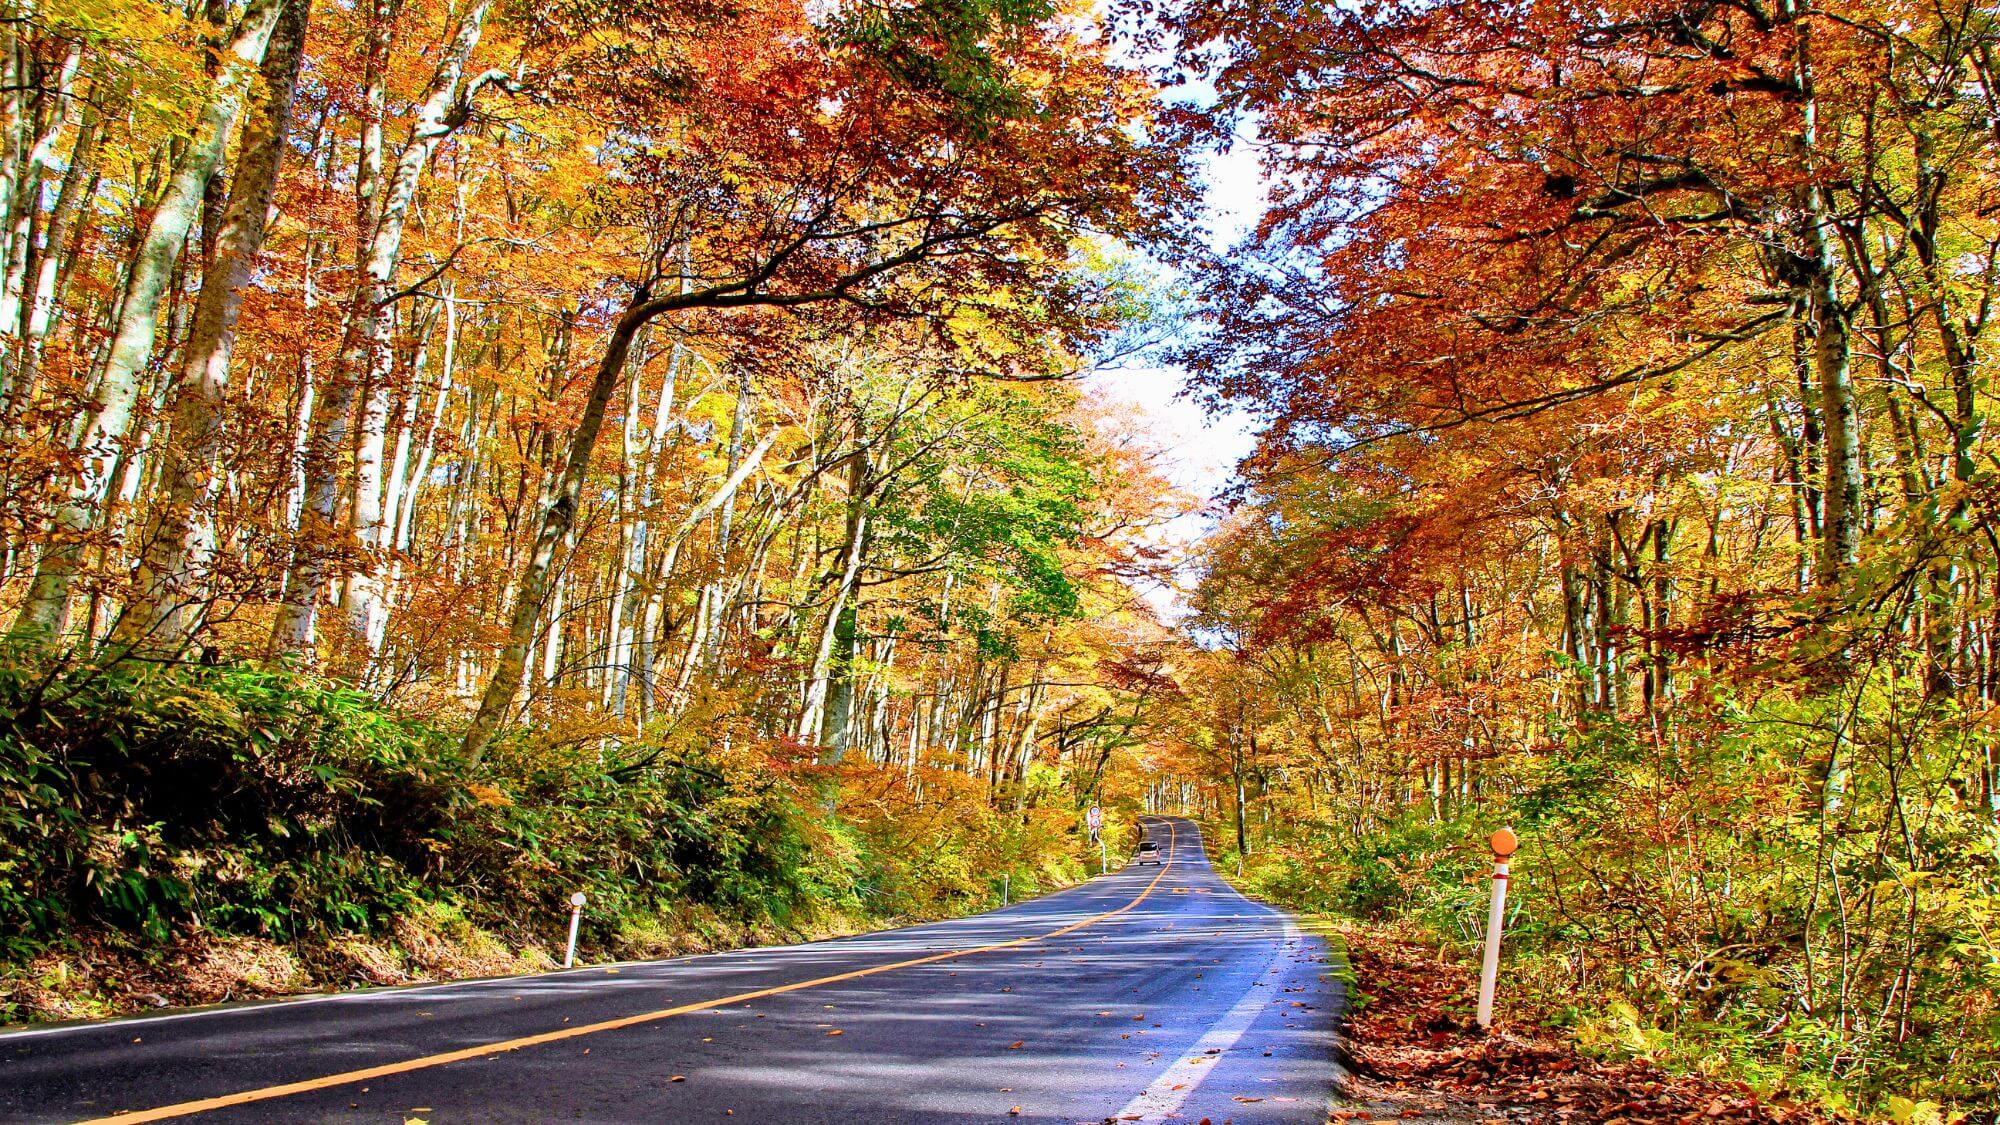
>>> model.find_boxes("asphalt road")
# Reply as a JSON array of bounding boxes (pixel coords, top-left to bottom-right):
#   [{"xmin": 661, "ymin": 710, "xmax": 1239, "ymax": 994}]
[{"xmin": 1, "ymin": 817, "xmax": 1343, "ymax": 1124}]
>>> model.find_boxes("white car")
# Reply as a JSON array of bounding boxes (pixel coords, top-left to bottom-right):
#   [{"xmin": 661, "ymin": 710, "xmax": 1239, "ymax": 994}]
[{"xmin": 1136, "ymin": 840, "xmax": 1162, "ymax": 865}]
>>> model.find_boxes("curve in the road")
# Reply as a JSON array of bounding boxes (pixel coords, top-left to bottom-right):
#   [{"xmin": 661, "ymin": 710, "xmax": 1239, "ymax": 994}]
[
  {"xmin": 1, "ymin": 816, "xmax": 1342, "ymax": 1124},
  {"xmin": 69, "ymin": 825, "xmax": 1183, "ymax": 1124}
]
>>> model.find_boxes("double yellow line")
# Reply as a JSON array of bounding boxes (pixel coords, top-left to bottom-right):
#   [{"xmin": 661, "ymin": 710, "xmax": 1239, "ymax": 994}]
[{"xmin": 82, "ymin": 822, "xmax": 1176, "ymax": 1123}]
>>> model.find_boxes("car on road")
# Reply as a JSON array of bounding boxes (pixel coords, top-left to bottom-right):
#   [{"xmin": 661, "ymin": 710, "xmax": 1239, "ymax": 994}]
[{"xmin": 1136, "ymin": 840, "xmax": 1162, "ymax": 865}]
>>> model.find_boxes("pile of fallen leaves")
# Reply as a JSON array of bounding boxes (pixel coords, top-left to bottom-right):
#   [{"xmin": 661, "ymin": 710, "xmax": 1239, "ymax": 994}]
[{"xmin": 1330, "ymin": 928, "xmax": 1833, "ymax": 1125}]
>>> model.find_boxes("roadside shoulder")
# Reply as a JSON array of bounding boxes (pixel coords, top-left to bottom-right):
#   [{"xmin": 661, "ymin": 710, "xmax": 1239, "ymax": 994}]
[{"xmin": 1324, "ymin": 924, "xmax": 1835, "ymax": 1125}]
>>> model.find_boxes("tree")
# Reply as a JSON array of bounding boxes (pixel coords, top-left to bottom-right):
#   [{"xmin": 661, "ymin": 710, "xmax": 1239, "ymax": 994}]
[
  {"xmin": 8, "ymin": 0, "xmax": 287, "ymax": 641},
  {"xmin": 454, "ymin": 0, "xmax": 1184, "ymax": 760}
]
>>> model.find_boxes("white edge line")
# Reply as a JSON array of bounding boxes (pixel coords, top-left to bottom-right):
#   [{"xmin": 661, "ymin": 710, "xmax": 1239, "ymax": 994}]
[{"xmin": 1112, "ymin": 911, "xmax": 1304, "ymax": 1121}]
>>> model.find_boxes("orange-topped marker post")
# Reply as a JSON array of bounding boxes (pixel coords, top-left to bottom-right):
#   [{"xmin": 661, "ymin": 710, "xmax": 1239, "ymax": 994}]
[{"xmin": 1476, "ymin": 827, "xmax": 1518, "ymax": 1030}]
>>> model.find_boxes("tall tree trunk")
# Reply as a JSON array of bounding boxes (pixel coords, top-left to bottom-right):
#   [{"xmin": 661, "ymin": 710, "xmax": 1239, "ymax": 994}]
[
  {"xmin": 268, "ymin": 0, "xmax": 393, "ymax": 655},
  {"xmin": 395, "ymin": 286, "xmax": 459, "ymax": 552},
  {"xmin": 1232, "ymin": 742, "xmax": 1250, "ymax": 870},
  {"xmin": 0, "ymin": 40, "xmax": 79, "ymax": 339},
  {"xmin": 1792, "ymin": 10, "xmax": 1860, "ymax": 581},
  {"xmin": 7, "ymin": 93, "xmax": 102, "ymax": 422},
  {"xmin": 463, "ymin": 298, "xmax": 652, "ymax": 762},
  {"xmin": 115, "ymin": 0, "xmax": 311, "ymax": 650},
  {"xmin": 609, "ymin": 334, "xmax": 680, "ymax": 716},
  {"xmin": 338, "ymin": 0, "xmax": 498, "ymax": 653},
  {"xmin": 802, "ymin": 448, "xmax": 873, "ymax": 756},
  {"xmin": 8, "ymin": 0, "xmax": 285, "ymax": 643}
]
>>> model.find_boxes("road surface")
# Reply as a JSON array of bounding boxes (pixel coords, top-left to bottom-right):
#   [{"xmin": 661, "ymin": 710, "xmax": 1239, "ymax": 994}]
[{"xmin": 1, "ymin": 817, "xmax": 1342, "ymax": 1123}]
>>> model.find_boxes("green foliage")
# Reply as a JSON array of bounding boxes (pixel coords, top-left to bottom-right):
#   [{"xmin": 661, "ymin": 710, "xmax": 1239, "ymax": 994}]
[
  {"xmin": 878, "ymin": 384, "xmax": 1092, "ymax": 629},
  {"xmin": 1238, "ymin": 813, "xmax": 1481, "ymax": 923},
  {"xmin": 0, "ymin": 649, "xmax": 1088, "ymax": 982},
  {"xmin": 836, "ymin": 770, "xmax": 1087, "ymax": 915},
  {"xmin": 0, "ymin": 649, "xmax": 446, "ymax": 953},
  {"xmin": 829, "ymin": 0, "xmax": 1061, "ymax": 128},
  {"xmin": 1227, "ymin": 676, "xmax": 2000, "ymax": 1115}
]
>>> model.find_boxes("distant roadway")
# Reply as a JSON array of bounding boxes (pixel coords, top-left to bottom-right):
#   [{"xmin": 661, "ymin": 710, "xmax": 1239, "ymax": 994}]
[{"xmin": 1, "ymin": 817, "xmax": 1342, "ymax": 1123}]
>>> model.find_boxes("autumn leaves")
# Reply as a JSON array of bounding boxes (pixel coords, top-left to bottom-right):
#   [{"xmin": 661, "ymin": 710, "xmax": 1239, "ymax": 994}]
[
  {"xmin": 0, "ymin": 0, "xmax": 1193, "ymax": 789},
  {"xmin": 1150, "ymin": 0, "xmax": 2000, "ymax": 1110}
]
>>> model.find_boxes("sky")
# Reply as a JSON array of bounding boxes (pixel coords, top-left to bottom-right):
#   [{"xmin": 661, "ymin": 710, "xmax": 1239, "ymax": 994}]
[{"xmin": 1084, "ymin": 136, "xmax": 1270, "ymax": 618}]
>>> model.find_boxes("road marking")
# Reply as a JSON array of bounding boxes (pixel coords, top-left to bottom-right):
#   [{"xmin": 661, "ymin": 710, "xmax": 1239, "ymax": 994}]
[
  {"xmin": 75, "ymin": 823, "xmax": 1179, "ymax": 1124},
  {"xmin": 5, "ymin": 891, "xmax": 1125, "ymax": 1046},
  {"xmin": 1112, "ymin": 911, "xmax": 1300, "ymax": 1122}
]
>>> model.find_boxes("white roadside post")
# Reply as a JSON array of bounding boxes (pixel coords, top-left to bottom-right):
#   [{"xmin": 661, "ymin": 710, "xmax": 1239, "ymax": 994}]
[
  {"xmin": 1087, "ymin": 805, "xmax": 1104, "ymax": 873},
  {"xmin": 1002, "ymin": 873, "xmax": 1010, "ymax": 905},
  {"xmin": 1476, "ymin": 827, "xmax": 1519, "ymax": 1030},
  {"xmin": 564, "ymin": 891, "xmax": 587, "ymax": 968}
]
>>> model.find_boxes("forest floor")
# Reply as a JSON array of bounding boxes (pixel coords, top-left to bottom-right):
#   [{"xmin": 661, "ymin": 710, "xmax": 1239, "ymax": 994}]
[{"xmin": 1327, "ymin": 926, "xmax": 1834, "ymax": 1125}]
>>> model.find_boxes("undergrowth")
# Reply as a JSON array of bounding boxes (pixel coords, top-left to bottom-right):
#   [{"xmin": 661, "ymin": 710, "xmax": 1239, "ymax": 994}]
[{"xmin": 0, "ymin": 650, "xmax": 1089, "ymax": 1022}]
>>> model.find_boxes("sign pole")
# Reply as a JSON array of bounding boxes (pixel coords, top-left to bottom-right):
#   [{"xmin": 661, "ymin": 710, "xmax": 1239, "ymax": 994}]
[
  {"xmin": 564, "ymin": 891, "xmax": 587, "ymax": 968},
  {"xmin": 1476, "ymin": 828, "xmax": 1518, "ymax": 1029},
  {"xmin": 1086, "ymin": 804, "xmax": 1104, "ymax": 874}
]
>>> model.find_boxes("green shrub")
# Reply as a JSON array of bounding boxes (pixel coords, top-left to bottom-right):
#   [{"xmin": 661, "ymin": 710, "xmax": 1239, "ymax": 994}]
[{"xmin": 0, "ymin": 648, "xmax": 1093, "ymax": 978}]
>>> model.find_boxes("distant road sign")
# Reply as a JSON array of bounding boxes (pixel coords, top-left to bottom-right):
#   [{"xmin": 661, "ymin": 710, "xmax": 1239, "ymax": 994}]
[{"xmin": 1086, "ymin": 805, "xmax": 1102, "ymax": 831}]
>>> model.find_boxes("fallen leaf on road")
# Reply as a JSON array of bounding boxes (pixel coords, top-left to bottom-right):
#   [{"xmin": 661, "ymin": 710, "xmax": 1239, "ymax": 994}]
[
  {"xmin": 1009, "ymin": 1040, "xmax": 1025, "ymax": 1049},
  {"xmin": 670, "ymin": 1075, "xmax": 686, "ymax": 1082},
  {"xmin": 826, "ymin": 1029, "xmax": 845, "ymax": 1036}
]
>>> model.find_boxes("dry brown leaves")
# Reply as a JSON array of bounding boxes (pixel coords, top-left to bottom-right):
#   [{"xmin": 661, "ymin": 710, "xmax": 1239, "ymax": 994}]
[{"xmin": 1331, "ymin": 931, "xmax": 1830, "ymax": 1125}]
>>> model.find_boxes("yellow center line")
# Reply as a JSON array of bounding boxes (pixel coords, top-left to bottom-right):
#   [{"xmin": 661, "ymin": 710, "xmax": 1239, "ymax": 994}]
[{"xmin": 82, "ymin": 822, "xmax": 1178, "ymax": 1124}]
